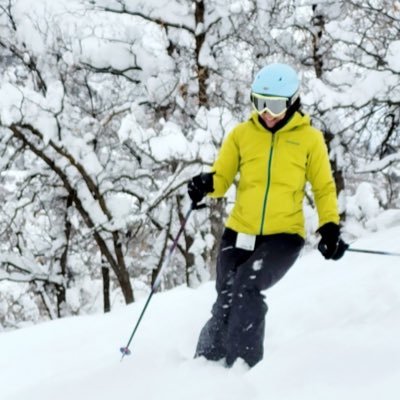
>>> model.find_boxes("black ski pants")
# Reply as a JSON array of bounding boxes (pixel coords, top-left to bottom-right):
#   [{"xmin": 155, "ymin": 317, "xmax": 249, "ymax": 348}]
[{"xmin": 195, "ymin": 227, "xmax": 304, "ymax": 367}]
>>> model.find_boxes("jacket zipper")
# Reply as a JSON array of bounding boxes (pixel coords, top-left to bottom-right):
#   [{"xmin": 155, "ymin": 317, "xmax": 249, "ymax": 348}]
[{"xmin": 259, "ymin": 134, "xmax": 276, "ymax": 234}]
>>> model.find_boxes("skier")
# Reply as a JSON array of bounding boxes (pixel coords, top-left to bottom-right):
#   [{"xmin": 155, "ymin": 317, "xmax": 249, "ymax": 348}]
[{"xmin": 187, "ymin": 63, "xmax": 348, "ymax": 368}]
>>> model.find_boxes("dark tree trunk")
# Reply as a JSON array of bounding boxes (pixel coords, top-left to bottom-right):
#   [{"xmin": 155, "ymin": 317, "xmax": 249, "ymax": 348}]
[
  {"xmin": 312, "ymin": 4, "xmax": 345, "ymax": 214},
  {"xmin": 57, "ymin": 193, "xmax": 74, "ymax": 317},
  {"xmin": 195, "ymin": 0, "xmax": 209, "ymax": 106},
  {"xmin": 102, "ymin": 266, "xmax": 111, "ymax": 313}
]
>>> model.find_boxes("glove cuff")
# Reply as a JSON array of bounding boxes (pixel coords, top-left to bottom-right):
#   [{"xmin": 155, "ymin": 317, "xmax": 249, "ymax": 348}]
[
  {"xmin": 195, "ymin": 172, "xmax": 214, "ymax": 194},
  {"xmin": 317, "ymin": 222, "xmax": 340, "ymax": 240},
  {"xmin": 202, "ymin": 172, "xmax": 214, "ymax": 193}
]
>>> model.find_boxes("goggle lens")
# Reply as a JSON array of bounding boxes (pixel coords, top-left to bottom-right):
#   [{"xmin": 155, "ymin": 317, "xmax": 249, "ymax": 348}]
[{"xmin": 251, "ymin": 93, "xmax": 288, "ymax": 117}]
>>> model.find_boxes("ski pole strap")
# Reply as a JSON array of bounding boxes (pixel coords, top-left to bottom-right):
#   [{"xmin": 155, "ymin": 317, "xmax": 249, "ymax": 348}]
[{"xmin": 348, "ymin": 247, "xmax": 400, "ymax": 257}]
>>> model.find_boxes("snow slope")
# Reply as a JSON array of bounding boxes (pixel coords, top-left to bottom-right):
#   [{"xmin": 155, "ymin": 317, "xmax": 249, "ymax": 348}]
[{"xmin": 1, "ymin": 227, "xmax": 400, "ymax": 400}]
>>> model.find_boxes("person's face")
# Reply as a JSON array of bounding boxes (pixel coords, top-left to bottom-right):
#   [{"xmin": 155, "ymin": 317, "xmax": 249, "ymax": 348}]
[{"xmin": 260, "ymin": 110, "xmax": 286, "ymax": 128}]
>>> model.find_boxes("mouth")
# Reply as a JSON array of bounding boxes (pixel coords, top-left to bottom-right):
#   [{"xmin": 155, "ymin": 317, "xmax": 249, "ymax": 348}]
[{"xmin": 263, "ymin": 113, "xmax": 280, "ymax": 122}]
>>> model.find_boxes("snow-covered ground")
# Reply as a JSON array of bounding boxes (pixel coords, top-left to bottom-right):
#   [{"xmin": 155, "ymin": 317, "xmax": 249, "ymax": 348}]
[{"xmin": 1, "ymin": 226, "xmax": 400, "ymax": 400}]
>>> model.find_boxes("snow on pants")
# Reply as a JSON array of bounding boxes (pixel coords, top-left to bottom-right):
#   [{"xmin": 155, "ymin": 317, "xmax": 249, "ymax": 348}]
[{"xmin": 195, "ymin": 227, "xmax": 304, "ymax": 367}]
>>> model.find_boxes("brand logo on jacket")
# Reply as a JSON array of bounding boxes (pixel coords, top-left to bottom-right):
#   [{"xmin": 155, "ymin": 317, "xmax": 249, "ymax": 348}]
[{"xmin": 286, "ymin": 140, "xmax": 300, "ymax": 146}]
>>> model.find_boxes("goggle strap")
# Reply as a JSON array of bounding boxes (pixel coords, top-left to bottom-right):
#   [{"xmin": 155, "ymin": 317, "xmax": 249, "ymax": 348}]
[{"xmin": 288, "ymin": 90, "xmax": 299, "ymax": 107}]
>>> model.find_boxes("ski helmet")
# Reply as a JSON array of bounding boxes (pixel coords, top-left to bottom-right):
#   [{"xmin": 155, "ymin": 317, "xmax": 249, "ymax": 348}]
[{"xmin": 251, "ymin": 63, "xmax": 300, "ymax": 98}]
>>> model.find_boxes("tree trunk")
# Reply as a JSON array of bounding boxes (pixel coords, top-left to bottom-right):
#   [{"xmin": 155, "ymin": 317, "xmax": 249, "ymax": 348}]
[
  {"xmin": 57, "ymin": 193, "xmax": 74, "ymax": 317},
  {"xmin": 311, "ymin": 4, "xmax": 345, "ymax": 216},
  {"xmin": 194, "ymin": 0, "xmax": 209, "ymax": 106},
  {"xmin": 102, "ymin": 266, "xmax": 111, "ymax": 313}
]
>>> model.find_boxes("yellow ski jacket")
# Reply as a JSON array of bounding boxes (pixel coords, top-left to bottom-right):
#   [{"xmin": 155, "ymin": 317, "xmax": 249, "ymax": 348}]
[{"xmin": 209, "ymin": 111, "xmax": 340, "ymax": 238}]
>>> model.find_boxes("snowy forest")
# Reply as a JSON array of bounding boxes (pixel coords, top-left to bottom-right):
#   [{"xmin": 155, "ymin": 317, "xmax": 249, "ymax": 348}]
[{"xmin": 0, "ymin": 0, "xmax": 399, "ymax": 330}]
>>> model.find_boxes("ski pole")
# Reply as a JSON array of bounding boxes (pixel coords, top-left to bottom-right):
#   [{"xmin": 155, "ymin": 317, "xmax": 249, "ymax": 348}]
[
  {"xmin": 348, "ymin": 247, "xmax": 400, "ymax": 257},
  {"xmin": 120, "ymin": 203, "xmax": 201, "ymax": 360}
]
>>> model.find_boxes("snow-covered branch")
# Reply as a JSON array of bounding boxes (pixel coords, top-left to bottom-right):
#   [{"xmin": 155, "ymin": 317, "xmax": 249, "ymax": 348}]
[
  {"xmin": 0, "ymin": 253, "xmax": 62, "ymax": 285},
  {"xmin": 356, "ymin": 153, "xmax": 400, "ymax": 173}
]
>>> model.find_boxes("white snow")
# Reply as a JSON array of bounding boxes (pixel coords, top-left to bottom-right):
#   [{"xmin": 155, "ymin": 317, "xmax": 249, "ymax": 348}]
[
  {"xmin": 386, "ymin": 40, "xmax": 400, "ymax": 71},
  {"xmin": 0, "ymin": 83, "xmax": 24, "ymax": 125},
  {"xmin": 149, "ymin": 121, "xmax": 191, "ymax": 162},
  {"xmin": 1, "ymin": 226, "xmax": 400, "ymax": 400}
]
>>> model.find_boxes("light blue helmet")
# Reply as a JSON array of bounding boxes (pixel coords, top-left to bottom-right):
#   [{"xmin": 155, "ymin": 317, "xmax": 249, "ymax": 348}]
[{"xmin": 251, "ymin": 63, "xmax": 300, "ymax": 99}]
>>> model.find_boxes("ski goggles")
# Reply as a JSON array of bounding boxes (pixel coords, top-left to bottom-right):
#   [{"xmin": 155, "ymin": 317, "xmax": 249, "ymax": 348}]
[{"xmin": 250, "ymin": 93, "xmax": 289, "ymax": 117}]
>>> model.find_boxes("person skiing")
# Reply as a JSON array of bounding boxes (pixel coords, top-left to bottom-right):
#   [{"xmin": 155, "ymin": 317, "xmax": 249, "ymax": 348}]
[{"xmin": 187, "ymin": 63, "xmax": 348, "ymax": 368}]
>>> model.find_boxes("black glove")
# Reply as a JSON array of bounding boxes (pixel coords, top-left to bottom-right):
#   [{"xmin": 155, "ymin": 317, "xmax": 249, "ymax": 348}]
[
  {"xmin": 187, "ymin": 172, "xmax": 214, "ymax": 205},
  {"xmin": 317, "ymin": 222, "xmax": 349, "ymax": 260}
]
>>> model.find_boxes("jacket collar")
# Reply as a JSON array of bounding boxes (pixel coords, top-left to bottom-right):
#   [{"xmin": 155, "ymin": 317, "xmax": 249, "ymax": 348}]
[{"xmin": 251, "ymin": 111, "xmax": 311, "ymax": 134}]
